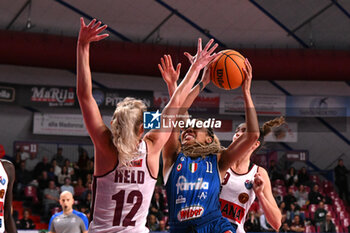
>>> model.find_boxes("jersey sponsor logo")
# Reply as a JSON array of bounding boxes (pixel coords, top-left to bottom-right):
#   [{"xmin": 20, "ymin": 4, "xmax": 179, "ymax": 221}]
[
  {"xmin": 238, "ymin": 193, "xmax": 249, "ymax": 204},
  {"xmin": 0, "ymin": 177, "xmax": 6, "ymax": 185},
  {"xmin": 244, "ymin": 180, "xmax": 253, "ymax": 190},
  {"xmin": 0, "ymin": 190, "xmax": 4, "ymax": 199},
  {"xmin": 219, "ymin": 199, "xmax": 245, "ymax": 224},
  {"xmin": 176, "ymin": 163, "xmax": 182, "ymax": 172},
  {"xmin": 0, "ymin": 202, "xmax": 3, "ymax": 217},
  {"xmin": 198, "ymin": 192, "xmax": 207, "ymax": 200},
  {"xmin": 189, "ymin": 162, "xmax": 198, "ymax": 173},
  {"xmin": 130, "ymin": 159, "xmax": 143, "ymax": 167},
  {"xmin": 115, "ymin": 170, "xmax": 145, "ymax": 184},
  {"xmin": 175, "ymin": 195, "xmax": 186, "ymax": 204},
  {"xmin": 177, "ymin": 206, "xmax": 204, "ymax": 221},
  {"xmin": 176, "ymin": 176, "xmax": 209, "ymax": 194}
]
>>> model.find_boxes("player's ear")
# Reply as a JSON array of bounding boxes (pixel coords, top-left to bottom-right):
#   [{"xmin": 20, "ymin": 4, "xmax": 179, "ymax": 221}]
[
  {"xmin": 139, "ymin": 124, "xmax": 144, "ymax": 136},
  {"xmin": 206, "ymin": 136, "xmax": 213, "ymax": 144}
]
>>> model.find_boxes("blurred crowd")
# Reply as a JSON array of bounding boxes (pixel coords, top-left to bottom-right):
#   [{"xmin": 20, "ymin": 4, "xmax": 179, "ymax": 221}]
[{"xmin": 9, "ymin": 146, "xmax": 350, "ymax": 232}]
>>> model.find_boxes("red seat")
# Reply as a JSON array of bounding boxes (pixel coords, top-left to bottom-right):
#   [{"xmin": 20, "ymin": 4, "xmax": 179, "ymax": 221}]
[
  {"xmin": 31, "ymin": 215, "xmax": 41, "ymax": 223},
  {"xmin": 35, "ymin": 223, "xmax": 49, "ymax": 230},
  {"xmin": 336, "ymin": 225, "xmax": 343, "ymax": 233}
]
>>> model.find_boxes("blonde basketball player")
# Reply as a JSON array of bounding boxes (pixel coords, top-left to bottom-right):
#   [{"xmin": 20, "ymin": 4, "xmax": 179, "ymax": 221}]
[
  {"xmin": 219, "ymin": 118, "xmax": 284, "ymax": 233},
  {"xmin": 76, "ymin": 18, "xmax": 219, "ymax": 233}
]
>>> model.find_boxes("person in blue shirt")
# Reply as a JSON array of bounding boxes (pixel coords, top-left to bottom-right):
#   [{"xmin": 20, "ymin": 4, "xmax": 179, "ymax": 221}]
[
  {"xmin": 159, "ymin": 51, "xmax": 259, "ymax": 233},
  {"xmin": 49, "ymin": 191, "xmax": 89, "ymax": 233}
]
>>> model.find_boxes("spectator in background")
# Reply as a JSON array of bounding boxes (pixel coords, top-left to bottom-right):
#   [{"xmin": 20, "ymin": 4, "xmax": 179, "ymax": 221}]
[
  {"xmin": 37, "ymin": 171, "xmax": 50, "ymax": 197},
  {"xmin": 25, "ymin": 152, "xmax": 39, "ymax": 174},
  {"xmin": 289, "ymin": 215, "xmax": 304, "ymax": 232},
  {"xmin": 64, "ymin": 159, "xmax": 74, "ymax": 175},
  {"xmin": 147, "ymin": 214, "xmax": 159, "ymax": 232},
  {"xmin": 158, "ymin": 219, "xmax": 168, "ymax": 232},
  {"xmin": 53, "ymin": 147, "xmax": 64, "ymax": 167},
  {"xmin": 16, "ymin": 209, "xmax": 35, "ymax": 230},
  {"xmin": 334, "ymin": 159, "xmax": 349, "ymax": 203},
  {"xmin": 74, "ymin": 178, "xmax": 86, "ymax": 199},
  {"xmin": 51, "ymin": 159, "xmax": 61, "ymax": 177},
  {"xmin": 81, "ymin": 191, "xmax": 91, "ymax": 208},
  {"xmin": 280, "ymin": 222, "xmax": 291, "ymax": 233},
  {"xmin": 58, "ymin": 166, "xmax": 70, "ymax": 185},
  {"xmin": 279, "ymin": 202, "xmax": 287, "ymax": 215},
  {"xmin": 297, "ymin": 167, "xmax": 310, "ymax": 187},
  {"xmin": 294, "ymin": 185, "xmax": 308, "ymax": 209},
  {"xmin": 319, "ymin": 212, "xmax": 336, "ymax": 233},
  {"xmin": 34, "ymin": 156, "xmax": 51, "ymax": 178},
  {"xmin": 150, "ymin": 192, "xmax": 166, "ymax": 220},
  {"xmin": 273, "ymin": 189, "xmax": 284, "ymax": 206},
  {"xmin": 244, "ymin": 211, "xmax": 260, "ymax": 232},
  {"xmin": 61, "ymin": 177, "xmax": 74, "ymax": 196},
  {"xmin": 268, "ymin": 160, "xmax": 283, "ymax": 181},
  {"xmin": 19, "ymin": 146, "xmax": 30, "ymax": 161},
  {"xmin": 284, "ymin": 187, "xmax": 297, "ymax": 210},
  {"xmin": 77, "ymin": 148, "xmax": 89, "ymax": 170},
  {"xmin": 285, "ymin": 167, "xmax": 298, "ymax": 187},
  {"xmin": 308, "ymin": 184, "xmax": 323, "ymax": 204},
  {"xmin": 314, "ymin": 201, "xmax": 327, "ymax": 227},
  {"xmin": 260, "ymin": 213, "xmax": 274, "ymax": 232},
  {"xmin": 15, "ymin": 161, "xmax": 32, "ymax": 196},
  {"xmin": 13, "ymin": 150, "xmax": 22, "ymax": 170},
  {"xmin": 43, "ymin": 181, "xmax": 60, "ymax": 221}
]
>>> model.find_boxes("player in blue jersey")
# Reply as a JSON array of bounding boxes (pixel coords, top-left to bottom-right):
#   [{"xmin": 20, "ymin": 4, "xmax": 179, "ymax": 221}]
[{"xmin": 159, "ymin": 51, "xmax": 259, "ymax": 233}]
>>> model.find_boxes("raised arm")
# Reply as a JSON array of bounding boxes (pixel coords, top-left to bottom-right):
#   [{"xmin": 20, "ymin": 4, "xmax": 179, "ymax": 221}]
[
  {"xmin": 160, "ymin": 59, "xmax": 212, "ymax": 174},
  {"xmin": 77, "ymin": 19, "xmax": 116, "ymax": 176},
  {"xmin": 145, "ymin": 39, "xmax": 219, "ymax": 170},
  {"xmin": 219, "ymin": 59, "xmax": 260, "ymax": 175},
  {"xmin": 3, "ymin": 161, "xmax": 17, "ymax": 233},
  {"xmin": 253, "ymin": 168, "xmax": 282, "ymax": 231},
  {"xmin": 77, "ymin": 18, "xmax": 109, "ymax": 148}
]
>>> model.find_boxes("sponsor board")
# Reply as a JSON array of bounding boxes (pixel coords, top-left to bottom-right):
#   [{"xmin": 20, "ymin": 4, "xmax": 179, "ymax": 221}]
[
  {"xmin": 177, "ymin": 206, "xmax": 204, "ymax": 221},
  {"xmin": 0, "ymin": 86, "xmax": 15, "ymax": 102}
]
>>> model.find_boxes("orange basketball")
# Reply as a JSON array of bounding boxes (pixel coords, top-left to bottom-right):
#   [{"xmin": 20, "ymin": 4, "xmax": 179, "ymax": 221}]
[{"xmin": 210, "ymin": 50, "xmax": 246, "ymax": 90}]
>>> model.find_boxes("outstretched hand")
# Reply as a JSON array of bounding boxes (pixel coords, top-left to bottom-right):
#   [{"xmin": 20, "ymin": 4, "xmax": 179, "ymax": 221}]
[
  {"xmin": 184, "ymin": 38, "xmax": 220, "ymax": 70},
  {"xmin": 242, "ymin": 58, "xmax": 252, "ymax": 93},
  {"xmin": 78, "ymin": 18, "xmax": 109, "ymax": 46},
  {"xmin": 158, "ymin": 55, "xmax": 181, "ymax": 86}
]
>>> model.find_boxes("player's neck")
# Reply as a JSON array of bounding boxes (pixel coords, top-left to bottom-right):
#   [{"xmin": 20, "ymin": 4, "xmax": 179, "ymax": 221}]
[
  {"xmin": 63, "ymin": 209, "xmax": 73, "ymax": 215},
  {"xmin": 231, "ymin": 156, "xmax": 250, "ymax": 173}
]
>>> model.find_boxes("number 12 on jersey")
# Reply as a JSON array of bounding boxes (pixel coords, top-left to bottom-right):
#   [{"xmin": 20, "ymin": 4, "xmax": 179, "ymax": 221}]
[{"xmin": 112, "ymin": 190, "xmax": 143, "ymax": 227}]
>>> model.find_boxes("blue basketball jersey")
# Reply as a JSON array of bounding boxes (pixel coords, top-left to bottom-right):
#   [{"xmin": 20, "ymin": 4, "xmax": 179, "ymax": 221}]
[{"xmin": 165, "ymin": 153, "xmax": 224, "ymax": 229}]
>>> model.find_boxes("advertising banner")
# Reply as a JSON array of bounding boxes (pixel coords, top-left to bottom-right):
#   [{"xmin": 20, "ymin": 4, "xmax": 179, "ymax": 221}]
[
  {"xmin": 220, "ymin": 94, "xmax": 286, "ymax": 116},
  {"xmin": 33, "ymin": 113, "xmax": 88, "ymax": 136}
]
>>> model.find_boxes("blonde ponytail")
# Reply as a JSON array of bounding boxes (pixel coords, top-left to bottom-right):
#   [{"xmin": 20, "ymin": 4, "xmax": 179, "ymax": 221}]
[{"xmin": 110, "ymin": 97, "xmax": 146, "ymax": 166}]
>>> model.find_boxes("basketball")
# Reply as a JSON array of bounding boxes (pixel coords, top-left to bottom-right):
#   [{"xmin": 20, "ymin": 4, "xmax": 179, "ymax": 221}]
[{"xmin": 210, "ymin": 50, "xmax": 246, "ymax": 90}]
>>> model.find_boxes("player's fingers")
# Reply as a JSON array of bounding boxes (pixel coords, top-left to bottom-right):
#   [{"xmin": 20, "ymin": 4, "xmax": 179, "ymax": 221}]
[
  {"xmin": 92, "ymin": 21, "xmax": 102, "ymax": 30},
  {"xmin": 197, "ymin": 38, "xmax": 202, "ymax": 53},
  {"xmin": 87, "ymin": 19, "xmax": 97, "ymax": 28},
  {"xmin": 176, "ymin": 63, "xmax": 181, "ymax": 74},
  {"xmin": 207, "ymin": 43, "xmax": 218, "ymax": 55},
  {"xmin": 96, "ymin": 25, "xmax": 108, "ymax": 34},
  {"xmin": 158, "ymin": 64, "xmax": 164, "ymax": 74},
  {"xmin": 160, "ymin": 57, "xmax": 166, "ymax": 69},
  {"xmin": 80, "ymin": 17, "xmax": 86, "ymax": 27},
  {"xmin": 203, "ymin": 39, "xmax": 214, "ymax": 52}
]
